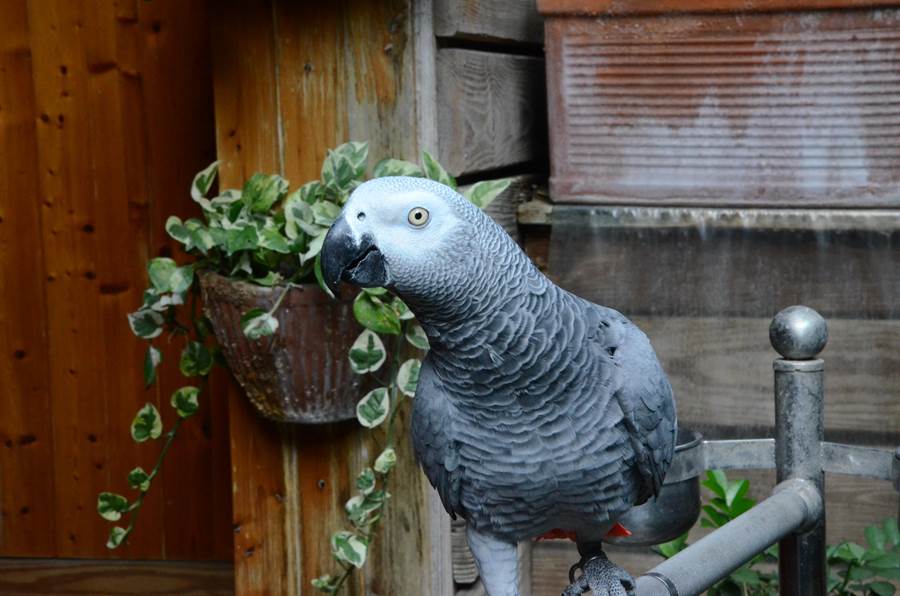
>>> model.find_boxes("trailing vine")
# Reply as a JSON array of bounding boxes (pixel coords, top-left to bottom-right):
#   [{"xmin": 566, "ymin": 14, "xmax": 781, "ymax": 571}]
[{"xmin": 97, "ymin": 142, "xmax": 510, "ymax": 591}]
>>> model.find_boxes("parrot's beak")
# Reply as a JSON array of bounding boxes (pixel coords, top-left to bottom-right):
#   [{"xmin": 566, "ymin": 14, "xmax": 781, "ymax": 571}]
[{"xmin": 321, "ymin": 215, "xmax": 387, "ymax": 297}]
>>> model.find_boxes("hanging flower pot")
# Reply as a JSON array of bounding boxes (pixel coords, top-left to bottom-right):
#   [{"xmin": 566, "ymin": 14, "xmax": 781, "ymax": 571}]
[{"xmin": 199, "ymin": 271, "xmax": 361, "ymax": 423}]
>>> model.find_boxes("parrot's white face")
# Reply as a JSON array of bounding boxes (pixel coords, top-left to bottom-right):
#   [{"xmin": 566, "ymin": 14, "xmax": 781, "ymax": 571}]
[
  {"xmin": 321, "ymin": 177, "xmax": 473, "ymax": 295},
  {"xmin": 343, "ymin": 188, "xmax": 463, "ymax": 269}
]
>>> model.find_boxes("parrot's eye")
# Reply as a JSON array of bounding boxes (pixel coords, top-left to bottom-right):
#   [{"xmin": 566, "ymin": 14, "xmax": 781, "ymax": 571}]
[{"xmin": 407, "ymin": 207, "xmax": 430, "ymax": 227}]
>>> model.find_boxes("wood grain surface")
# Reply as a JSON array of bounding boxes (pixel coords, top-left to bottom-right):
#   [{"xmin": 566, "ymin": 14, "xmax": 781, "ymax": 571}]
[
  {"xmin": 0, "ymin": 0, "xmax": 57, "ymax": 557},
  {"xmin": 434, "ymin": 0, "xmax": 544, "ymax": 44},
  {"xmin": 629, "ymin": 316, "xmax": 900, "ymax": 441},
  {"xmin": 437, "ymin": 49, "xmax": 547, "ymax": 176},
  {"xmin": 0, "ymin": 0, "xmax": 227, "ymax": 560},
  {"xmin": 0, "ymin": 558, "xmax": 233, "ymax": 595},
  {"xmin": 212, "ymin": 1, "xmax": 449, "ymax": 594},
  {"xmin": 548, "ymin": 206, "xmax": 900, "ymax": 319}
]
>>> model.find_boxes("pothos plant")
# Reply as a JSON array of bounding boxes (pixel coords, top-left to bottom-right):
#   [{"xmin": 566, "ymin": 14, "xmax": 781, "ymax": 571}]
[
  {"xmin": 96, "ymin": 142, "xmax": 510, "ymax": 591},
  {"xmin": 657, "ymin": 471, "xmax": 900, "ymax": 595}
]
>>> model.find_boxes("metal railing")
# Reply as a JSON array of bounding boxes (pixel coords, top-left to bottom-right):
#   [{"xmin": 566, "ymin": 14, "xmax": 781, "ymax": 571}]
[{"xmin": 633, "ymin": 305, "xmax": 900, "ymax": 596}]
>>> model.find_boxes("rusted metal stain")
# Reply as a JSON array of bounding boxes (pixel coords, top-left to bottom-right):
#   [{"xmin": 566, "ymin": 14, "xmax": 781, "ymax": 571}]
[
  {"xmin": 200, "ymin": 271, "xmax": 361, "ymax": 424},
  {"xmin": 544, "ymin": 7, "xmax": 900, "ymax": 207}
]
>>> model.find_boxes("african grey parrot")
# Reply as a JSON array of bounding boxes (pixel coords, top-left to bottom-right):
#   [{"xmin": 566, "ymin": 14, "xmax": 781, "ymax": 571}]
[{"xmin": 322, "ymin": 177, "xmax": 677, "ymax": 596}]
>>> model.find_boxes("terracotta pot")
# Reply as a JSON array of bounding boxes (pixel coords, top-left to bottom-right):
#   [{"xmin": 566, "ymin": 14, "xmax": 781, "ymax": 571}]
[{"xmin": 199, "ymin": 271, "xmax": 362, "ymax": 423}]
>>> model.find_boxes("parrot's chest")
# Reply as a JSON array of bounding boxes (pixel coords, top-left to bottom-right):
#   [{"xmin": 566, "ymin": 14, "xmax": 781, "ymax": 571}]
[{"xmin": 447, "ymin": 389, "xmax": 634, "ymax": 541}]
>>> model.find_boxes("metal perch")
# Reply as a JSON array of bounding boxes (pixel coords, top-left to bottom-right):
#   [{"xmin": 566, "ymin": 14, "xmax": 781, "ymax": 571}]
[{"xmin": 598, "ymin": 305, "xmax": 900, "ymax": 596}]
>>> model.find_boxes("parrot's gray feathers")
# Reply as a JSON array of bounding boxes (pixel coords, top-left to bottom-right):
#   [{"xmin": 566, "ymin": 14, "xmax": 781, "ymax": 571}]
[
  {"xmin": 327, "ymin": 176, "xmax": 677, "ymax": 550},
  {"xmin": 411, "ymin": 359, "xmax": 464, "ymax": 519}
]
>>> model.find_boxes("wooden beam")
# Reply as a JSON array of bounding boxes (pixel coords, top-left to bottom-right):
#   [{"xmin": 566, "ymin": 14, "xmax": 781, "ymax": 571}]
[
  {"xmin": 0, "ymin": 0, "xmax": 56, "ymax": 557},
  {"xmin": 548, "ymin": 207, "xmax": 900, "ymax": 319},
  {"xmin": 630, "ymin": 316, "xmax": 900, "ymax": 441},
  {"xmin": 434, "ymin": 0, "xmax": 544, "ymax": 44},
  {"xmin": 211, "ymin": 1, "xmax": 452, "ymax": 594},
  {"xmin": 436, "ymin": 49, "xmax": 546, "ymax": 176},
  {"xmin": 0, "ymin": 558, "xmax": 233, "ymax": 595}
]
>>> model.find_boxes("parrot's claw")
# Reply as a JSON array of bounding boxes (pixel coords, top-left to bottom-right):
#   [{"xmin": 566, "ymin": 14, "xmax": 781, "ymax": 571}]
[{"xmin": 562, "ymin": 552, "xmax": 634, "ymax": 596}]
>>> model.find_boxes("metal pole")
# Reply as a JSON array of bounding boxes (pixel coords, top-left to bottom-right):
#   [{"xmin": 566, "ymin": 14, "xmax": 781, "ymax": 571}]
[
  {"xmin": 769, "ymin": 306, "xmax": 828, "ymax": 596},
  {"xmin": 634, "ymin": 479, "xmax": 822, "ymax": 596}
]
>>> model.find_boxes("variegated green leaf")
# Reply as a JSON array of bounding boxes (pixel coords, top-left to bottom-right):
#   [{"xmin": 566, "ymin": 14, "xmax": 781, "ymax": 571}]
[
  {"xmin": 390, "ymin": 297, "xmax": 415, "ymax": 321},
  {"xmin": 127, "ymin": 309, "xmax": 164, "ymax": 339},
  {"xmin": 148, "ymin": 258, "xmax": 193, "ymax": 294},
  {"xmin": 356, "ymin": 387, "xmax": 389, "ymax": 428},
  {"xmin": 127, "ymin": 466, "xmax": 151, "ymax": 492},
  {"xmin": 143, "ymin": 345, "xmax": 161, "ymax": 387},
  {"xmin": 421, "ymin": 150, "xmax": 456, "ymax": 189},
  {"xmin": 353, "ymin": 292, "xmax": 401, "ymax": 335},
  {"xmin": 405, "ymin": 324, "xmax": 429, "ymax": 350},
  {"xmin": 331, "ymin": 530, "xmax": 368, "ymax": 568},
  {"xmin": 179, "ymin": 341, "xmax": 213, "ymax": 377},
  {"xmin": 311, "ymin": 575, "xmax": 338, "ymax": 593},
  {"xmin": 356, "ymin": 467, "xmax": 376, "ymax": 495},
  {"xmin": 241, "ymin": 308, "xmax": 279, "ymax": 340},
  {"xmin": 283, "ymin": 189, "xmax": 317, "ymax": 240},
  {"xmin": 311, "ymin": 200, "xmax": 342, "ymax": 227},
  {"xmin": 242, "ymin": 173, "xmax": 289, "ymax": 213},
  {"xmin": 171, "ymin": 386, "xmax": 200, "ymax": 418},
  {"xmin": 258, "ymin": 228, "xmax": 291, "ymax": 253},
  {"xmin": 252, "ymin": 271, "xmax": 283, "ymax": 287},
  {"xmin": 462, "ymin": 178, "xmax": 512, "ymax": 209},
  {"xmin": 191, "ymin": 161, "xmax": 219, "ymax": 205},
  {"xmin": 314, "ymin": 252, "xmax": 334, "ymax": 299},
  {"xmin": 298, "ymin": 180, "xmax": 324, "ymax": 204},
  {"xmin": 97, "ymin": 492, "xmax": 129, "ymax": 521},
  {"xmin": 397, "ymin": 358, "xmax": 421, "ymax": 397},
  {"xmin": 131, "ymin": 403, "xmax": 163, "ymax": 442},
  {"xmin": 106, "ymin": 526, "xmax": 128, "ymax": 549},
  {"xmin": 373, "ymin": 158, "xmax": 424, "ymax": 178},
  {"xmin": 221, "ymin": 225, "xmax": 259, "ymax": 255},
  {"xmin": 300, "ymin": 229, "xmax": 328, "ymax": 265},
  {"xmin": 348, "ymin": 330, "xmax": 386, "ymax": 374},
  {"xmin": 374, "ymin": 447, "xmax": 397, "ymax": 474}
]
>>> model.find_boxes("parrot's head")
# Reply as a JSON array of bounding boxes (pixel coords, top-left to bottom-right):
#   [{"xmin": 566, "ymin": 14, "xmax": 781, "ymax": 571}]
[{"xmin": 321, "ymin": 176, "xmax": 486, "ymax": 302}]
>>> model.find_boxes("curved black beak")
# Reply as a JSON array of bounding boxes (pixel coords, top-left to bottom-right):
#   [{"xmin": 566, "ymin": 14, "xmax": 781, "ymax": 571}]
[{"xmin": 321, "ymin": 216, "xmax": 387, "ymax": 297}]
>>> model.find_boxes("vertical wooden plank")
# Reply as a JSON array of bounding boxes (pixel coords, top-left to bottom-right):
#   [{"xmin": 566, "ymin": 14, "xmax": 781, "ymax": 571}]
[
  {"xmin": 274, "ymin": 1, "xmax": 439, "ymax": 594},
  {"xmin": 212, "ymin": 0, "xmax": 281, "ymax": 182},
  {"xmin": 27, "ymin": 0, "xmax": 164, "ymax": 557},
  {"xmin": 212, "ymin": 0, "xmax": 453, "ymax": 593},
  {"xmin": 433, "ymin": 0, "xmax": 544, "ymax": 44},
  {"xmin": 275, "ymin": 2, "xmax": 347, "ymax": 183},
  {"xmin": 134, "ymin": 0, "xmax": 231, "ymax": 561},
  {"xmin": 0, "ymin": 0, "xmax": 57, "ymax": 557},
  {"xmin": 340, "ymin": 0, "xmax": 421, "ymax": 163},
  {"xmin": 212, "ymin": 0, "xmax": 289, "ymax": 589}
]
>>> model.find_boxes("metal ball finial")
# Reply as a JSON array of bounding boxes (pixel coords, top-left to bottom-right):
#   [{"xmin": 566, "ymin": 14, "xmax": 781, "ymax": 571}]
[{"xmin": 769, "ymin": 305, "xmax": 828, "ymax": 360}]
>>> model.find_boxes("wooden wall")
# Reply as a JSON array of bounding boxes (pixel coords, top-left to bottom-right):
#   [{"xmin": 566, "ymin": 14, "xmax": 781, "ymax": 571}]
[
  {"xmin": 211, "ymin": 1, "xmax": 440, "ymax": 594},
  {"xmin": 522, "ymin": 207, "xmax": 900, "ymax": 595},
  {"xmin": 0, "ymin": 0, "xmax": 231, "ymax": 566},
  {"xmin": 208, "ymin": 1, "xmax": 549, "ymax": 594}
]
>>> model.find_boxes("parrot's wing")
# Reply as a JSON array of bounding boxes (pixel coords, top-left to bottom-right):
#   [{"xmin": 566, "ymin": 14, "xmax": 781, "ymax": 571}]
[
  {"xmin": 411, "ymin": 356, "xmax": 464, "ymax": 518},
  {"xmin": 588, "ymin": 305, "xmax": 677, "ymax": 504}
]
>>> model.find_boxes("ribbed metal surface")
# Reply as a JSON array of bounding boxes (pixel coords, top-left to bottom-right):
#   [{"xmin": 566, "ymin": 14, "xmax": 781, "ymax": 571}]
[{"xmin": 546, "ymin": 9, "xmax": 900, "ymax": 206}]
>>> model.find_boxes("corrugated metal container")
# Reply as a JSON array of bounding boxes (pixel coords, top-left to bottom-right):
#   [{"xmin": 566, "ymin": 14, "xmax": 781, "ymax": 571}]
[{"xmin": 538, "ymin": 0, "xmax": 900, "ymax": 207}]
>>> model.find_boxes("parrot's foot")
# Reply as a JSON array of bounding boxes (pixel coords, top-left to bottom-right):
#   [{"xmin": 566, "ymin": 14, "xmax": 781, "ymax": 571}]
[{"xmin": 562, "ymin": 551, "xmax": 634, "ymax": 596}]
